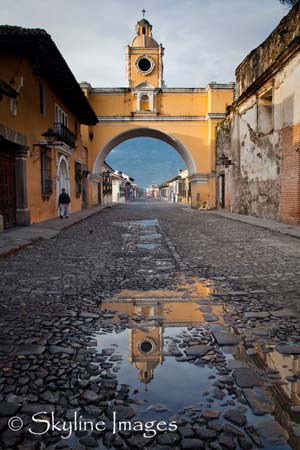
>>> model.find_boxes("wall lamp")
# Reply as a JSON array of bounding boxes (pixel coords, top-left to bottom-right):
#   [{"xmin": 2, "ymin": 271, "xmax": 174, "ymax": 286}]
[
  {"xmin": 31, "ymin": 128, "xmax": 58, "ymax": 159},
  {"xmin": 217, "ymin": 152, "xmax": 235, "ymax": 168}
]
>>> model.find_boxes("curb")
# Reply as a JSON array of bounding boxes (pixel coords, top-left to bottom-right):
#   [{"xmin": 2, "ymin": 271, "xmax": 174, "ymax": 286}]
[
  {"xmin": 174, "ymin": 202, "xmax": 300, "ymax": 240},
  {"xmin": 0, "ymin": 205, "xmax": 112, "ymax": 259},
  {"xmin": 206, "ymin": 211, "xmax": 300, "ymax": 241}
]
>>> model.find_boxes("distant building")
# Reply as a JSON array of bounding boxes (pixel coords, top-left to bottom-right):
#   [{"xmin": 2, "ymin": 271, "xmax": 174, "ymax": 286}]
[
  {"xmin": 159, "ymin": 176, "xmax": 179, "ymax": 202},
  {"xmin": 112, "ymin": 171, "xmax": 126, "ymax": 203},
  {"xmin": 111, "ymin": 170, "xmax": 137, "ymax": 203},
  {"xmin": 216, "ymin": 4, "xmax": 300, "ymax": 224},
  {"xmin": 100, "ymin": 161, "xmax": 113, "ymax": 206},
  {"xmin": 159, "ymin": 169, "xmax": 190, "ymax": 205},
  {"xmin": 145, "ymin": 184, "xmax": 160, "ymax": 199}
]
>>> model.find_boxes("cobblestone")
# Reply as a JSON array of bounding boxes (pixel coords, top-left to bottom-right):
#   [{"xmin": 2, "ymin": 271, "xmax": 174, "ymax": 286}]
[{"xmin": 0, "ymin": 200, "xmax": 300, "ymax": 449}]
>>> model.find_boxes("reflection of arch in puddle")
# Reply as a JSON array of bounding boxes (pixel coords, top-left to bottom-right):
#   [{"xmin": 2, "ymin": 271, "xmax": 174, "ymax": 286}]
[
  {"xmin": 103, "ymin": 277, "xmax": 223, "ymax": 387},
  {"xmin": 135, "ymin": 323, "xmax": 157, "ymax": 333},
  {"xmin": 105, "ymin": 299, "xmax": 224, "ymax": 327},
  {"xmin": 105, "ymin": 297, "xmax": 224, "ymax": 387}
]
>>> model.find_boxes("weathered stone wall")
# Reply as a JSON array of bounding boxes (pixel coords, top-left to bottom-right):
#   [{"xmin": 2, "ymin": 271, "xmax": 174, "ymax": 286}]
[
  {"xmin": 237, "ymin": 96, "xmax": 282, "ymax": 219},
  {"xmin": 216, "ymin": 101, "xmax": 282, "ymax": 218},
  {"xmin": 216, "ymin": 4, "xmax": 300, "ymax": 223},
  {"xmin": 236, "ymin": 2, "xmax": 300, "ymax": 98}
]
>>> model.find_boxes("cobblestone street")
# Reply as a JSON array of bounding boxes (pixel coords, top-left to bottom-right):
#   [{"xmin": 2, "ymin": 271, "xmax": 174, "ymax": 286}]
[{"xmin": 1, "ymin": 200, "xmax": 300, "ymax": 450}]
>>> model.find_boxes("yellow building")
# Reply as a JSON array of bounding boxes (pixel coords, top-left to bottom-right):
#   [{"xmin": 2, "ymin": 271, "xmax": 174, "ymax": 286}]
[
  {"xmin": 81, "ymin": 14, "xmax": 234, "ymax": 209},
  {"xmin": 159, "ymin": 168, "xmax": 190, "ymax": 205},
  {"xmin": 0, "ymin": 26, "xmax": 97, "ymax": 229}
]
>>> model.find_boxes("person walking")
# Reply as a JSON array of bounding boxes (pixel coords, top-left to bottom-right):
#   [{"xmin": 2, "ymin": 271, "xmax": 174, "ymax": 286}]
[{"xmin": 58, "ymin": 188, "xmax": 71, "ymax": 219}]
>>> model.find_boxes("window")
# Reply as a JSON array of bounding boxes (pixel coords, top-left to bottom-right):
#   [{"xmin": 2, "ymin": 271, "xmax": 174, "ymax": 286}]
[
  {"xmin": 41, "ymin": 148, "xmax": 52, "ymax": 196},
  {"xmin": 39, "ymin": 83, "xmax": 46, "ymax": 115},
  {"xmin": 178, "ymin": 181, "xmax": 183, "ymax": 195},
  {"xmin": 137, "ymin": 57, "xmax": 152, "ymax": 73},
  {"xmin": 258, "ymin": 88, "xmax": 273, "ymax": 134},
  {"xmin": 102, "ymin": 172, "xmax": 112, "ymax": 195},
  {"xmin": 75, "ymin": 162, "xmax": 82, "ymax": 197},
  {"xmin": 55, "ymin": 104, "xmax": 68, "ymax": 127},
  {"xmin": 140, "ymin": 94, "xmax": 150, "ymax": 112},
  {"xmin": 142, "ymin": 26, "xmax": 146, "ymax": 35}
]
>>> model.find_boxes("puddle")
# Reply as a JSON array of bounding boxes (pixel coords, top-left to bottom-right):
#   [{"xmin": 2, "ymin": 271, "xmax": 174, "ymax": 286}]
[
  {"xmin": 81, "ymin": 218, "xmax": 299, "ymax": 448},
  {"xmin": 120, "ymin": 219, "xmax": 165, "ymax": 253},
  {"xmin": 131, "ymin": 219, "xmax": 158, "ymax": 227},
  {"xmin": 89, "ymin": 279, "xmax": 300, "ymax": 449},
  {"xmin": 136, "ymin": 243, "xmax": 160, "ymax": 250},
  {"xmin": 116, "ymin": 276, "xmax": 214, "ymax": 300},
  {"xmin": 94, "ymin": 328, "xmax": 216, "ymax": 419}
]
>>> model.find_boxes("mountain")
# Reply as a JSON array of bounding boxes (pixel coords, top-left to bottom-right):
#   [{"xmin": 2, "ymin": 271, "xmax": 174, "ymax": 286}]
[{"xmin": 106, "ymin": 137, "xmax": 186, "ymax": 188}]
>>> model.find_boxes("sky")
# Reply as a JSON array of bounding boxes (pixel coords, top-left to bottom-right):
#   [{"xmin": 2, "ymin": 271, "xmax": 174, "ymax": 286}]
[{"xmin": 1, "ymin": 0, "xmax": 291, "ymax": 88}]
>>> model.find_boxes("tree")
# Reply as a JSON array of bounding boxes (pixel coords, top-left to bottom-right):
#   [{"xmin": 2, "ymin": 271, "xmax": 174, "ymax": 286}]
[{"xmin": 279, "ymin": 0, "xmax": 298, "ymax": 5}]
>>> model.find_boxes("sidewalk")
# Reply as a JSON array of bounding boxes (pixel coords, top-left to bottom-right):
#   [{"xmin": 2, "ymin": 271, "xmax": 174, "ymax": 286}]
[
  {"xmin": 0, "ymin": 204, "xmax": 113, "ymax": 257},
  {"xmin": 206, "ymin": 210, "xmax": 300, "ymax": 239},
  {"xmin": 172, "ymin": 201, "xmax": 300, "ymax": 239}
]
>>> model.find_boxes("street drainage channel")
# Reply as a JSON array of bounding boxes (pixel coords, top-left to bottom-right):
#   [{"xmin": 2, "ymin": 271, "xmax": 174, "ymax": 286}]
[{"xmin": 81, "ymin": 282, "xmax": 300, "ymax": 450}]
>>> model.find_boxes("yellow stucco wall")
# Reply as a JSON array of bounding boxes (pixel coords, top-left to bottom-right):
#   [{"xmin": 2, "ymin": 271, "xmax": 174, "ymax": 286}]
[
  {"xmin": 80, "ymin": 17, "xmax": 234, "ymax": 209},
  {"xmin": 127, "ymin": 48, "xmax": 161, "ymax": 89},
  {"xmin": 82, "ymin": 85, "xmax": 233, "ymax": 209},
  {"xmin": 0, "ymin": 56, "xmax": 87, "ymax": 223}
]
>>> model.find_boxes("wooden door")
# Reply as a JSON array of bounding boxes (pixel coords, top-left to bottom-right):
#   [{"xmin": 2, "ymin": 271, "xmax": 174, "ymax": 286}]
[{"xmin": 0, "ymin": 153, "xmax": 16, "ymax": 228}]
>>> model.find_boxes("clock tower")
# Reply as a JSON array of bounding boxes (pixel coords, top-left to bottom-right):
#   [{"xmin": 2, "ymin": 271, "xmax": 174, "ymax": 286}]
[{"xmin": 125, "ymin": 11, "xmax": 164, "ymax": 113}]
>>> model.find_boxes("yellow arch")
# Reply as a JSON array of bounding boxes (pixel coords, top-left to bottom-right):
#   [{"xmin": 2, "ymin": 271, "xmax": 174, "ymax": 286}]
[{"xmin": 92, "ymin": 127, "xmax": 197, "ymax": 175}]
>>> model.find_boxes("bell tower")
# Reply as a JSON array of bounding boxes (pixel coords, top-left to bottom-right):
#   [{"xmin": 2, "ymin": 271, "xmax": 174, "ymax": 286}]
[{"xmin": 126, "ymin": 10, "xmax": 164, "ymax": 98}]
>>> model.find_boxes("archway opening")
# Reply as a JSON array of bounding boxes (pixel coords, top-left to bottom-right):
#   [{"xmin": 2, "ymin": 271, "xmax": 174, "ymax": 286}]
[
  {"xmin": 93, "ymin": 127, "xmax": 196, "ymax": 176},
  {"xmin": 106, "ymin": 137, "xmax": 186, "ymax": 189},
  {"xmin": 92, "ymin": 127, "xmax": 196, "ymax": 204}
]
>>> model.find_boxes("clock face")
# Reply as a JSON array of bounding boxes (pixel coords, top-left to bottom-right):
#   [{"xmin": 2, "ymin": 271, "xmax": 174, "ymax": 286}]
[{"xmin": 136, "ymin": 56, "xmax": 154, "ymax": 75}]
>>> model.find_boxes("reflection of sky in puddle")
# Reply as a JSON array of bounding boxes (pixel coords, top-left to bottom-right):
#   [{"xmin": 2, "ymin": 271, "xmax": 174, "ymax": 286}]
[
  {"xmin": 95, "ymin": 328, "xmax": 214, "ymax": 420},
  {"xmin": 97, "ymin": 292, "xmax": 226, "ymax": 420},
  {"xmin": 131, "ymin": 219, "xmax": 157, "ymax": 226},
  {"xmin": 94, "ymin": 324, "xmax": 292, "ymax": 450},
  {"xmin": 139, "ymin": 233, "xmax": 162, "ymax": 240},
  {"xmin": 136, "ymin": 243, "xmax": 160, "ymax": 250},
  {"xmin": 96, "ymin": 271, "xmax": 297, "ymax": 449},
  {"xmin": 95, "ymin": 286, "xmax": 298, "ymax": 449}
]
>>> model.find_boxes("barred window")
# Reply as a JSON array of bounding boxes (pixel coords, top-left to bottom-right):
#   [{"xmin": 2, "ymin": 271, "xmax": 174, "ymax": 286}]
[
  {"xmin": 39, "ymin": 83, "xmax": 46, "ymax": 115},
  {"xmin": 75, "ymin": 162, "xmax": 82, "ymax": 197},
  {"xmin": 41, "ymin": 148, "xmax": 52, "ymax": 196},
  {"xmin": 103, "ymin": 172, "xmax": 112, "ymax": 195}
]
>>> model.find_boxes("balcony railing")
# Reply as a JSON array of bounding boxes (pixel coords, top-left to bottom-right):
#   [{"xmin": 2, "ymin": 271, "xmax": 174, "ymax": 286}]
[{"xmin": 54, "ymin": 123, "xmax": 76, "ymax": 149}]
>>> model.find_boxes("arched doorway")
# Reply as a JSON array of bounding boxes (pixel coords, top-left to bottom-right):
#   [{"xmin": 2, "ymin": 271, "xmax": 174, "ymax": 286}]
[{"xmin": 57, "ymin": 156, "xmax": 70, "ymax": 211}]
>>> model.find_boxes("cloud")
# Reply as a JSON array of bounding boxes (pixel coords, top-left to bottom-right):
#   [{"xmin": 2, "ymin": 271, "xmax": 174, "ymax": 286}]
[{"xmin": 0, "ymin": 0, "xmax": 288, "ymax": 87}]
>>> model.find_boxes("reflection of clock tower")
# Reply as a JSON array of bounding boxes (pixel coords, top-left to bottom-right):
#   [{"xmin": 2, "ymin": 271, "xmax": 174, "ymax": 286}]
[
  {"xmin": 125, "ymin": 11, "xmax": 164, "ymax": 113},
  {"xmin": 128, "ymin": 322, "xmax": 163, "ymax": 385}
]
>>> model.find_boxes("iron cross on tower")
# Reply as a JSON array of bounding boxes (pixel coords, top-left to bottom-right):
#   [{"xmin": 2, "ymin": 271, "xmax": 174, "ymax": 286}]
[{"xmin": 142, "ymin": 9, "xmax": 146, "ymax": 18}]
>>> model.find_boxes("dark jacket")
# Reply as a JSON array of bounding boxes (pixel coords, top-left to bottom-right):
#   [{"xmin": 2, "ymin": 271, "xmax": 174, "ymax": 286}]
[{"xmin": 58, "ymin": 192, "xmax": 70, "ymax": 205}]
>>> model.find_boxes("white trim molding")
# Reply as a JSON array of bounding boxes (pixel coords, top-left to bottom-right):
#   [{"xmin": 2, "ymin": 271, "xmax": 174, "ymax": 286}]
[{"xmin": 96, "ymin": 115, "xmax": 206, "ymax": 122}]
